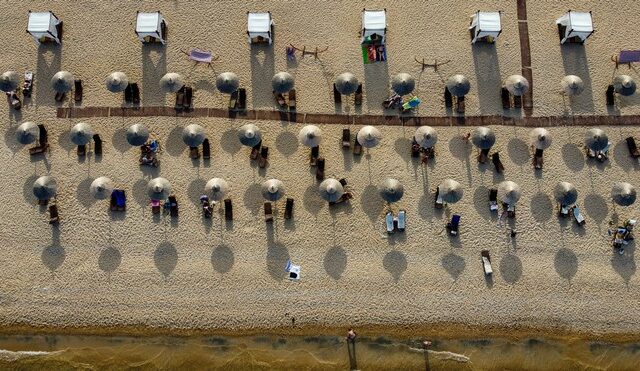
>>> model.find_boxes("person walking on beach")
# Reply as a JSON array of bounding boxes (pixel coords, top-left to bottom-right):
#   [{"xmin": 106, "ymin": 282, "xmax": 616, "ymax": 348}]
[{"xmin": 347, "ymin": 328, "xmax": 357, "ymax": 343}]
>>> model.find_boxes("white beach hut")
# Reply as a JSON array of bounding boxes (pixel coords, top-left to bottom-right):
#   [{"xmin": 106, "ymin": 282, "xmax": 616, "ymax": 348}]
[
  {"xmin": 247, "ymin": 12, "xmax": 273, "ymax": 45},
  {"xmin": 361, "ymin": 9, "xmax": 386, "ymax": 45},
  {"xmin": 27, "ymin": 11, "xmax": 62, "ymax": 44},
  {"xmin": 469, "ymin": 11, "xmax": 501, "ymax": 44},
  {"xmin": 135, "ymin": 11, "xmax": 167, "ymax": 44},
  {"xmin": 556, "ymin": 11, "xmax": 593, "ymax": 44}
]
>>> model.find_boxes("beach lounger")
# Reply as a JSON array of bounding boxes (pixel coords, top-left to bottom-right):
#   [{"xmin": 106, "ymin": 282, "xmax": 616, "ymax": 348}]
[
  {"xmin": 77, "ymin": 144, "xmax": 86, "ymax": 157},
  {"xmin": 175, "ymin": 86, "xmax": 186, "ymax": 110},
  {"xmin": 513, "ymin": 95, "xmax": 522, "ymax": 109},
  {"xmin": 333, "ymin": 84, "xmax": 342, "ymax": 104},
  {"xmin": 489, "ymin": 189, "xmax": 498, "ymax": 211},
  {"xmin": 74, "ymin": 79, "xmax": 83, "ymax": 102},
  {"xmin": 131, "ymin": 83, "xmax": 140, "ymax": 105},
  {"xmin": 237, "ymin": 88, "xmax": 247, "ymax": 110},
  {"xmin": 492, "ymin": 152, "xmax": 504, "ymax": 173},
  {"xmin": 250, "ymin": 140, "xmax": 262, "ymax": 160},
  {"xmin": 507, "ymin": 204, "xmax": 516, "ymax": 218},
  {"xmin": 151, "ymin": 199, "xmax": 161, "ymax": 214},
  {"xmin": 559, "ymin": 203, "xmax": 569, "ymax": 217},
  {"xmin": 385, "ymin": 212, "xmax": 394, "ymax": 234},
  {"xmin": 284, "ymin": 198, "xmax": 294, "ymax": 220},
  {"xmin": 626, "ymin": 137, "xmax": 640, "ymax": 158},
  {"xmin": 29, "ymin": 143, "xmax": 49, "ymax": 156},
  {"xmin": 229, "ymin": 90, "xmax": 238, "ymax": 110},
  {"xmin": 315, "ymin": 157, "xmax": 325, "ymax": 180},
  {"xmin": 189, "ymin": 146, "xmax": 200, "ymax": 159},
  {"xmin": 202, "ymin": 138, "xmax": 210, "ymax": 159},
  {"xmin": 353, "ymin": 138, "xmax": 362, "ymax": 156},
  {"xmin": 444, "ymin": 87, "xmax": 453, "ymax": 108},
  {"xmin": 124, "ymin": 83, "xmax": 133, "ymax": 103},
  {"xmin": 397, "ymin": 210, "xmax": 406, "ymax": 232},
  {"xmin": 23, "ymin": 71, "xmax": 33, "ymax": 98},
  {"xmin": 533, "ymin": 148, "xmax": 543, "ymax": 169},
  {"xmin": 288, "ymin": 89, "xmax": 296, "ymax": 111},
  {"xmin": 54, "ymin": 91, "xmax": 65, "ymax": 103},
  {"xmin": 48, "ymin": 203, "xmax": 59, "ymax": 224},
  {"xmin": 411, "ymin": 139, "xmax": 421, "ymax": 158},
  {"xmin": 93, "ymin": 134, "xmax": 102, "ymax": 156},
  {"xmin": 38, "ymin": 124, "xmax": 48, "ymax": 145},
  {"xmin": 259, "ymin": 146, "xmax": 269, "ymax": 168},
  {"xmin": 168, "ymin": 195, "xmax": 178, "ymax": 217},
  {"xmin": 606, "ymin": 85, "xmax": 615, "ymax": 106},
  {"xmin": 285, "ymin": 260, "xmax": 301, "ymax": 281},
  {"xmin": 447, "ymin": 214, "xmax": 461, "ymax": 236},
  {"xmin": 310, "ymin": 146, "xmax": 319, "ymax": 166},
  {"xmin": 273, "ymin": 91, "xmax": 287, "ymax": 108},
  {"xmin": 7, "ymin": 91, "xmax": 21, "ymax": 110},
  {"xmin": 572, "ymin": 204, "xmax": 586, "ymax": 226},
  {"xmin": 184, "ymin": 86, "xmax": 193, "ymax": 110},
  {"xmin": 354, "ymin": 84, "xmax": 363, "ymax": 106},
  {"xmin": 342, "ymin": 129, "xmax": 351, "ymax": 148},
  {"xmin": 478, "ymin": 148, "xmax": 490, "ymax": 164},
  {"xmin": 501, "ymin": 88, "xmax": 511, "ymax": 109},
  {"xmin": 110, "ymin": 189, "xmax": 126, "ymax": 211},
  {"xmin": 481, "ymin": 250, "xmax": 493, "ymax": 276},
  {"xmin": 329, "ymin": 192, "xmax": 353, "ymax": 206},
  {"xmin": 339, "ymin": 178, "xmax": 348, "ymax": 187},
  {"xmin": 264, "ymin": 202, "xmax": 273, "ymax": 222},
  {"xmin": 224, "ymin": 198, "xmax": 233, "ymax": 220},
  {"xmin": 434, "ymin": 187, "xmax": 444, "ymax": 209},
  {"xmin": 456, "ymin": 96, "xmax": 465, "ymax": 114}
]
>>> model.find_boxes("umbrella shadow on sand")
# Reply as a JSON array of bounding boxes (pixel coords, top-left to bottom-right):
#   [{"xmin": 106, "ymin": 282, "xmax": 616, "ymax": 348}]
[
  {"xmin": 441, "ymin": 253, "xmax": 465, "ymax": 282},
  {"xmin": 154, "ymin": 242, "xmax": 178, "ymax": 278},
  {"xmin": 250, "ymin": 46, "xmax": 275, "ymax": 109},
  {"xmin": 360, "ymin": 184, "xmax": 383, "ymax": 224},
  {"xmin": 324, "ymin": 245, "xmax": 347, "ymax": 280},
  {"xmin": 383, "ymin": 250, "xmax": 407, "ymax": 282},
  {"xmin": 561, "ymin": 44, "xmax": 594, "ymax": 113},
  {"xmin": 76, "ymin": 177, "xmax": 97, "ymax": 209},
  {"xmin": 42, "ymin": 228, "xmax": 64, "ymax": 273},
  {"xmin": 507, "ymin": 138, "xmax": 530, "ymax": 166},
  {"xmin": 35, "ymin": 45, "xmax": 61, "ymax": 107},
  {"xmin": 98, "ymin": 246, "xmax": 122, "ymax": 275},
  {"xmin": 472, "ymin": 43, "xmax": 501, "ymax": 113},
  {"xmin": 554, "ymin": 248, "xmax": 578, "ymax": 282},
  {"xmin": 219, "ymin": 128, "xmax": 242, "ymax": 156},
  {"xmin": 266, "ymin": 242, "xmax": 290, "ymax": 280},
  {"xmin": 141, "ymin": 44, "xmax": 166, "ymax": 106},
  {"xmin": 499, "ymin": 254, "xmax": 522, "ymax": 284},
  {"xmin": 561, "ymin": 143, "xmax": 585, "ymax": 172},
  {"xmin": 211, "ymin": 244, "xmax": 234, "ymax": 274},
  {"xmin": 112, "ymin": 127, "xmax": 131, "ymax": 154},
  {"xmin": 611, "ymin": 243, "xmax": 636, "ymax": 287}
]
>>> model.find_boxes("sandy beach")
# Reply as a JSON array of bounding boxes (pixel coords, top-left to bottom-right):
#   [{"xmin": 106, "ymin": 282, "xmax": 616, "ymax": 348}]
[{"xmin": 0, "ymin": 0, "xmax": 639, "ymax": 342}]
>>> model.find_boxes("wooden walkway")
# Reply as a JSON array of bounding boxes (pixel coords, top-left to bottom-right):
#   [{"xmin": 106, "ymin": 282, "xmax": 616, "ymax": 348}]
[
  {"xmin": 517, "ymin": 0, "xmax": 534, "ymax": 114},
  {"xmin": 56, "ymin": 106, "xmax": 640, "ymax": 127}
]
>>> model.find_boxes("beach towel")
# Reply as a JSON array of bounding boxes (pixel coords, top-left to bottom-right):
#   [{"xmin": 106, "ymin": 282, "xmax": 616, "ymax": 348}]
[
  {"xmin": 149, "ymin": 140, "xmax": 159, "ymax": 153},
  {"xmin": 402, "ymin": 97, "xmax": 421, "ymax": 110}
]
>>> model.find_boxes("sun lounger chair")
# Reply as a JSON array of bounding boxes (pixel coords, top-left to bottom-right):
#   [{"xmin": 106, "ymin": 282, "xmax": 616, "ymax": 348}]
[
  {"xmin": 501, "ymin": 87, "xmax": 511, "ymax": 109},
  {"xmin": 339, "ymin": 178, "xmax": 348, "ymax": 187},
  {"xmin": 333, "ymin": 84, "xmax": 342, "ymax": 104},
  {"xmin": 342, "ymin": 129, "xmax": 351, "ymax": 148},
  {"xmin": 385, "ymin": 212, "xmax": 395, "ymax": 234},
  {"xmin": 411, "ymin": 139, "xmax": 421, "ymax": 158},
  {"xmin": 316, "ymin": 157, "xmax": 325, "ymax": 180},
  {"xmin": 513, "ymin": 95, "xmax": 522, "ymax": 109},
  {"xmin": 284, "ymin": 198, "xmax": 294, "ymax": 220},
  {"xmin": 478, "ymin": 148, "xmax": 489, "ymax": 164},
  {"xmin": 559, "ymin": 203, "xmax": 569, "ymax": 217},
  {"xmin": 447, "ymin": 214, "xmax": 461, "ymax": 236},
  {"xmin": 23, "ymin": 71, "xmax": 33, "ymax": 98},
  {"xmin": 329, "ymin": 192, "xmax": 353, "ymax": 206},
  {"xmin": 168, "ymin": 195, "xmax": 178, "ymax": 217},
  {"xmin": 273, "ymin": 91, "xmax": 287, "ymax": 108},
  {"xmin": 93, "ymin": 134, "xmax": 102, "ymax": 156},
  {"xmin": 7, "ymin": 91, "xmax": 21, "ymax": 110},
  {"xmin": 151, "ymin": 199, "xmax": 161, "ymax": 214},
  {"xmin": 354, "ymin": 84, "xmax": 363, "ymax": 106},
  {"xmin": 507, "ymin": 204, "xmax": 516, "ymax": 218},
  {"xmin": 456, "ymin": 96, "xmax": 465, "ymax": 114},
  {"xmin": 131, "ymin": 83, "xmax": 140, "ymax": 105},
  {"xmin": 285, "ymin": 260, "xmax": 301, "ymax": 281},
  {"xmin": 224, "ymin": 198, "xmax": 233, "ymax": 220},
  {"xmin": 202, "ymin": 138, "xmax": 210, "ymax": 159},
  {"xmin": 184, "ymin": 86, "xmax": 193, "ymax": 110},
  {"xmin": 492, "ymin": 152, "xmax": 504, "ymax": 173},
  {"xmin": 444, "ymin": 87, "xmax": 453, "ymax": 108},
  {"xmin": 48, "ymin": 203, "xmax": 59, "ymax": 224},
  {"xmin": 259, "ymin": 146, "xmax": 269, "ymax": 168},
  {"xmin": 175, "ymin": 86, "xmax": 186, "ymax": 110},
  {"xmin": 533, "ymin": 148, "xmax": 543, "ymax": 169},
  {"xmin": 572, "ymin": 204, "xmax": 585, "ymax": 226},
  {"xmin": 434, "ymin": 187, "xmax": 444, "ymax": 209},
  {"xmin": 264, "ymin": 202, "xmax": 274, "ymax": 222},
  {"xmin": 124, "ymin": 83, "xmax": 133, "ymax": 103},
  {"xmin": 54, "ymin": 91, "xmax": 65, "ymax": 102},
  {"xmin": 310, "ymin": 146, "xmax": 320, "ymax": 166},
  {"xmin": 250, "ymin": 140, "xmax": 262, "ymax": 160},
  {"xmin": 74, "ymin": 79, "xmax": 83, "ymax": 102},
  {"xmin": 288, "ymin": 89, "xmax": 296, "ymax": 111},
  {"xmin": 238, "ymin": 88, "xmax": 247, "ymax": 110},
  {"xmin": 201, "ymin": 196, "xmax": 212, "ymax": 218},
  {"xmin": 353, "ymin": 138, "xmax": 362, "ymax": 155},
  {"xmin": 110, "ymin": 189, "xmax": 126, "ymax": 211},
  {"xmin": 489, "ymin": 189, "xmax": 498, "ymax": 212},
  {"xmin": 481, "ymin": 250, "xmax": 493, "ymax": 275},
  {"xmin": 397, "ymin": 210, "xmax": 406, "ymax": 232},
  {"xmin": 77, "ymin": 144, "xmax": 86, "ymax": 157},
  {"xmin": 229, "ymin": 90, "xmax": 238, "ymax": 110},
  {"xmin": 626, "ymin": 137, "xmax": 640, "ymax": 158},
  {"xmin": 29, "ymin": 143, "xmax": 49, "ymax": 156},
  {"xmin": 598, "ymin": 142, "xmax": 611, "ymax": 162},
  {"xmin": 189, "ymin": 146, "xmax": 200, "ymax": 159},
  {"xmin": 38, "ymin": 124, "xmax": 48, "ymax": 145},
  {"xmin": 606, "ymin": 85, "xmax": 615, "ymax": 106}
]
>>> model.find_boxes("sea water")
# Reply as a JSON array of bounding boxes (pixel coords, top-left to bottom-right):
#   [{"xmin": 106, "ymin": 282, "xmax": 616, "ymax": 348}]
[{"xmin": 0, "ymin": 333, "xmax": 638, "ymax": 370}]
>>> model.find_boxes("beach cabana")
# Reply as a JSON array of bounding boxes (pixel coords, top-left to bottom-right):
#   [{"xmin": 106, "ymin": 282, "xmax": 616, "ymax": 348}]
[
  {"xmin": 247, "ymin": 12, "xmax": 273, "ymax": 45},
  {"xmin": 135, "ymin": 11, "xmax": 167, "ymax": 44},
  {"xmin": 556, "ymin": 11, "xmax": 593, "ymax": 44},
  {"xmin": 27, "ymin": 11, "xmax": 62, "ymax": 44},
  {"xmin": 469, "ymin": 11, "xmax": 501, "ymax": 44}
]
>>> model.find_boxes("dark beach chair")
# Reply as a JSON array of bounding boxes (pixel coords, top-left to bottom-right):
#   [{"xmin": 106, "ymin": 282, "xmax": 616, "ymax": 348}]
[
  {"xmin": 489, "ymin": 188, "xmax": 498, "ymax": 212},
  {"xmin": 506, "ymin": 203, "xmax": 516, "ymax": 218},
  {"xmin": 606, "ymin": 85, "xmax": 615, "ymax": 106},
  {"xmin": 513, "ymin": 95, "xmax": 522, "ymax": 109},
  {"xmin": 124, "ymin": 83, "xmax": 133, "ymax": 103},
  {"xmin": 77, "ymin": 144, "xmax": 86, "ymax": 157},
  {"xmin": 533, "ymin": 148, "xmax": 543, "ymax": 169},
  {"xmin": 342, "ymin": 129, "xmax": 351, "ymax": 148},
  {"xmin": 572, "ymin": 204, "xmax": 586, "ymax": 226},
  {"xmin": 492, "ymin": 152, "xmax": 504, "ymax": 173},
  {"xmin": 447, "ymin": 214, "xmax": 461, "ymax": 236},
  {"xmin": 626, "ymin": 137, "xmax": 640, "ymax": 158},
  {"xmin": 385, "ymin": 212, "xmax": 394, "ymax": 234},
  {"xmin": 501, "ymin": 87, "xmax": 511, "ymax": 109},
  {"xmin": 168, "ymin": 195, "xmax": 178, "ymax": 217},
  {"xmin": 353, "ymin": 138, "xmax": 362, "ymax": 155},
  {"xmin": 48, "ymin": 203, "xmax": 60, "ymax": 224},
  {"xmin": 264, "ymin": 202, "xmax": 273, "ymax": 222},
  {"xmin": 273, "ymin": 91, "xmax": 287, "ymax": 108},
  {"xmin": 422, "ymin": 147, "xmax": 435, "ymax": 162},
  {"xmin": 184, "ymin": 86, "xmax": 193, "ymax": 110},
  {"xmin": 29, "ymin": 142, "xmax": 49, "ymax": 156},
  {"xmin": 259, "ymin": 146, "xmax": 269, "ymax": 168},
  {"xmin": 54, "ymin": 91, "xmax": 65, "ymax": 102},
  {"xmin": 238, "ymin": 88, "xmax": 247, "ymax": 110},
  {"xmin": 189, "ymin": 146, "xmax": 200, "ymax": 159},
  {"xmin": 329, "ymin": 192, "xmax": 353, "ymax": 206},
  {"xmin": 354, "ymin": 84, "xmax": 363, "ymax": 106},
  {"xmin": 444, "ymin": 87, "xmax": 453, "ymax": 108},
  {"xmin": 202, "ymin": 138, "xmax": 211, "ymax": 159},
  {"xmin": 411, "ymin": 139, "xmax": 420, "ymax": 158},
  {"xmin": 23, "ymin": 71, "xmax": 33, "ymax": 98},
  {"xmin": 478, "ymin": 148, "xmax": 490, "ymax": 164},
  {"xmin": 229, "ymin": 90, "xmax": 238, "ymax": 110},
  {"xmin": 481, "ymin": 250, "xmax": 493, "ymax": 276},
  {"xmin": 74, "ymin": 80, "xmax": 83, "ymax": 102},
  {"xmin": 288, "ymin": 89, "xmax": 296, "ymax": 111},
  {"xmin": 284, "ymin": 198, "xmax": 294, "ymax": 220},
  {"xmin": 397, "ymin": 210, "xmax": 406, "ymax": 232},
  {"xmin": 151, "ymin": 199, "xmax": 161, "ymax": 214},
  {"xmin": 175, "ymin": 86, "xmax": 186, "ymax": 110},
  {"xmin": 456, "ymin": 96, "xmax": 465, "ymax": 114},
  {"xmin": 310, "ymin": 146, "xmax": 319, "ymax": 166},
  {"xmin": 339, "ymin": 178, "xmax": 348, "ymax": 187},
  {"xmin": 93, "ymin": 134, "xmax": 102, "ymax": 156},
  {"xmin": 39, "ymin": 124, "xmax": 48, "ymax": 145},
  {"xmin": 131, "ymin": 83, "xmax": 140, "ymax": 105},
  {"xmin": 316, "ymin": 157, "xmax": 325, "ymax": 180},
  {"xmin": 333, "ymin": 84, "xmax": 342, "ymax": 104},
  {"xmin": 110, "ymin": 189, "xmax": 126, "ymax": 211},
  {"xmin": 224, "ymin": 198, "xmax": 233, "ymax": 220},
  {"xmin": 434, "ymin": 187, "xmax": 444, "ymax": 209},
  {"xmin": 250, "ymin": 140, "xmax": 262, "ymax": 160}
]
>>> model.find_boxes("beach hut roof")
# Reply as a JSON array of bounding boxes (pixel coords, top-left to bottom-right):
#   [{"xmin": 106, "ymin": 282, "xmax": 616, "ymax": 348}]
[
  {"xmin": 362, "ymin": 9, "xmax": 386, "ymax": 43},
  {"xmin": 136, "ymin": 11, "xmax": 166, "ymax": 43},
  {"xmin": 469, "ymin": 11, "xmax": 501, "ymax": 43},
  {"xmin": 556, "ymin": 11, "xmax": 593, "ymax": 44},
  {"xmin": 27, "ymin": 11, "xmax": 61, "ymax": 43},
  {"xmin": 247, "ymin": 12, "xmax": 273, "ymax": 43}
]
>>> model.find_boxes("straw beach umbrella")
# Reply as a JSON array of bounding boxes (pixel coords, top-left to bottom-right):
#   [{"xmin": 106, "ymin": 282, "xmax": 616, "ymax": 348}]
[
  {"xmin": 584, "ymin": 128, "xmax": 608, "ymax": 151},
  {"xmin": 504, "ymin": 75, "xmax": 529, "ymax": 96},
  {"xmin": 529, "ymin": 128, "xmax": 552, "ymax": 150},
  {"xmin": 272, "ymin": 72, "xmax": 294, "ymax": 94},
  {"xmin": 357, "ymin": 126, "xmax": 382, "ymax": 148},
  {"xmin": 90, "ymin": 177, "xmax": 114, "ymax": 200},
  {"xmin": 33, "ymin": 176, "xmax": 57, "ymax": 200},
  {"xmin": 334, "ymin": 73, "xmax": 359, "ymax": 95},
  {"xmin": 51, "ymin": 71, "xmax": 74, "ymax": 92},
  {"xmin": 126, "ymin": 124, "xmax": 149, "ymax": 146},
  {"xmin": 237, "ymin": 124, "xmax": 261, "ymax": 147},
  {"xmin": 205, "ymin": 178, "xmax": 230, "ymax": 201},
  {"xmin": 498, "ymin": 181, "xmax": 522, "ymax": 205},
  {"xmin": 318, "ymin": 178, "xmax": 344, "ymax": 202},
  {"xmin": 414, "ymin": 126, "xmax": 438, "ymax": 149},
  {"xmin": 439, "ymin": 179, "xmax": 464, "ymax": 204},
  {"xmin": 298, "ymin": 125, "xmax": 322, "ymax": 147},
  {"xmin": 106, "ymin": 72, "xmax": 129, "ymax": 92},
  {"xmin": 613, "ymin": 75, "xmax": 636, "ymax": 96},
  {"xmin": 554, "ymin": 182, "xmax": 578, "ymax": 205},
  {"xmin": 16, "ymin": 121, "xmax": 39, "ymax": 144},
  {"xmin": 182, "ymin": 124, "xmax": 206, "ymax": 147},
  {"xmin": 561, "ymin": 75, "xmax": 584, "ymax": 96},
  {"xmin": 70, "ymin": 122, "xmax": 94, "ymax": 146},
  {"xmin": 472, "ymin": 127, "xmax": 496, "ymax": 149},
  {"xmin": 391, "ymin": 73, "xmax": 415, "ymax": 95},
  {"xmin": 262, "ymin": 179, "xmax": 285, "ymax": 201},
  {"xmin": 216, "ymin": 72, "xmax": 240, "ymax": 94},
  {"xmin": 0, "ymin": 71, "xmax": 19, "ymax": 92},
  {"xmin": 446, "ymin": 74, "xmax": 471, "ymax": 97},
  {"xmin": 379, "ymin": 178, "xmax": 404, "ymax": 203},
  {"xmin": 611, "ymin": 182, "xmax": 636, "ymax": 206},
  {"xmin": 159, "ymin": 72, "xmax": 185, "ymax": 92},
  {"xmin": 147, "ymin": 177, "xmax": 172, "ymax": 200}
]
